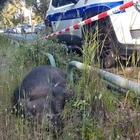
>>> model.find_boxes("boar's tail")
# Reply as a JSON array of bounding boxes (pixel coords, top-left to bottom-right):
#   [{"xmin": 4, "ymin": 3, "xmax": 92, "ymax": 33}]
[{"xmin": 12, "ymin": 86, "xmax": 24, "ymax": 115}]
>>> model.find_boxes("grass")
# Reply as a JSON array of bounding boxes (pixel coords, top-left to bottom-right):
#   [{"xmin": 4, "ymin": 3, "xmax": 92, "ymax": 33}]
[{"xmin": 0, "ymin": 34, "xmax": 140, "ymax": 140}]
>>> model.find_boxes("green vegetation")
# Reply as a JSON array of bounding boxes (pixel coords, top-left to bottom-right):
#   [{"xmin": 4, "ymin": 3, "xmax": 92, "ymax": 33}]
[
  {"xmin": 0, "ymin": 34, "xmax": 140, "ymax": 140},
  {"xmin": 0, "ymin": 0, "xmax": 49, "ymax": 28},
  {"xmin": 26, "ymin": 0, "xmax": 50, "ymax": 19}
]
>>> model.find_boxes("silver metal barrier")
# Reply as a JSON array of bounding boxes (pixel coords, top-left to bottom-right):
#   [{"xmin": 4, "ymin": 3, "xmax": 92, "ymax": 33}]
[{"xmin": 67, "ymin": 61, "xmax": 140, "ymax": 95}]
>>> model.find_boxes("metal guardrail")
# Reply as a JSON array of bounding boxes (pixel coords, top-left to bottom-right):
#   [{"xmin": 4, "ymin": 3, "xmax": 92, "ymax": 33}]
[
  {"xmin": 67, "ymin": 61, "xmax": 140, "ymax": 95},
  {"xmin": 39, "ymin": 50, "xmax": 56, "ymax": 67}
]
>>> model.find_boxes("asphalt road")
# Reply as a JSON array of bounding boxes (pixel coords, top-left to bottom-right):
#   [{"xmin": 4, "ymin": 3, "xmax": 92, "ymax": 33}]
[{"xmin": 4, "ymin": 33, "xmax": 46, "ymax": 43}]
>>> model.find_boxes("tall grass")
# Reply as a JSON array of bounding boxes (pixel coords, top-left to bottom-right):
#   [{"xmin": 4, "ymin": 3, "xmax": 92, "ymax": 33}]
[{"xmin": 0, "ymin": 34, "xmax": 140, "ymax": 140}]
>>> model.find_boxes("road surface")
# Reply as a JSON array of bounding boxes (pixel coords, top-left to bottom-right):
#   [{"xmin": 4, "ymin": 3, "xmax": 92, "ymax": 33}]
[{"xmin": 4, "ymin": 33, "xmax": 45, "ymax": 42}]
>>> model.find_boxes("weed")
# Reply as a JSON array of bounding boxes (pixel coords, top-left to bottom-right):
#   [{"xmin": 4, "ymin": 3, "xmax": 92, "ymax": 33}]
[{"xmin": 0, "ymin": 33, "xmax": 140, "ymax": 140}]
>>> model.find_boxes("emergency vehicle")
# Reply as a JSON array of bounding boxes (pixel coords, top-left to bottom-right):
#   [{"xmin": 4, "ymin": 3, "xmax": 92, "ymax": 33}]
[{"xmin": 45, "ymin": 0, "xmax": 140, "ymax": 67}]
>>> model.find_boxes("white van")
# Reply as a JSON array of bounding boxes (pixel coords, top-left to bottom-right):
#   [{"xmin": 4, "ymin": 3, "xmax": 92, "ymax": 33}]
[{"xmin": 45, "ymin": 0, "xmax": 140, "ymax": 68}]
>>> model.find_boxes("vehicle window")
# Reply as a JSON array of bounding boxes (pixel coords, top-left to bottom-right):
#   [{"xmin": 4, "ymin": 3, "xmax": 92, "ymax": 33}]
[{"xmin": 52, "ymin": 0, "xmax": 71, "ymax": 7}]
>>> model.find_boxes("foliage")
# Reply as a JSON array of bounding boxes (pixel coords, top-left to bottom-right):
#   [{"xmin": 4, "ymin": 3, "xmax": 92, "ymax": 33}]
[
  {"xmin": 0, "ymin": 0, "xmax": 7, "ymax": 11},
  {"xmin": 0, "ymin": 0, "xmax": 49, "ymax": 28},
  {"xmin": 0, "ymin": 34, "xmax": 140, "ymax": 139},
  {"xmin": 1, "ymin": 2, "xmax": 24, "ymax": 28},
  {"xmin": 26, "ymin": 0, "xmax": 49, "ymax": 19}
]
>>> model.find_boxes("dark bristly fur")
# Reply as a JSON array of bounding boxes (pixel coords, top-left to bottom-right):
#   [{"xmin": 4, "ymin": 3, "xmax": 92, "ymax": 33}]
[{"xmin": 12, "ymin": 65, "xmax": 73, "ymax": 119}]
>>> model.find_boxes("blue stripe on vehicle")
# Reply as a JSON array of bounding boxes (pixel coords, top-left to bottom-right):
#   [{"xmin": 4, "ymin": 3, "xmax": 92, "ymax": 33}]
[{"xmin": 45, "ymin": 1, "xmax": 124, "ymax": 22}]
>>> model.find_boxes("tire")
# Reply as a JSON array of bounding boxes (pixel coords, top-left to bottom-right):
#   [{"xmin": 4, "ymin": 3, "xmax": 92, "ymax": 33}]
[
  {"xmin": 97, "ymin": 18, "xmax": 117, "ymax": 68},
  {"xmin": 83, "ymin": 13, "xmax": 117, "ymax": 68}
]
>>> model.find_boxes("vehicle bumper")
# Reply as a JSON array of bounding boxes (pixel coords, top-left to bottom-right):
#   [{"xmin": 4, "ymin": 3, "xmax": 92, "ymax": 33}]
[{"xmin": 110, "ymin": 6, "xmax": 140, "ymax": 45}]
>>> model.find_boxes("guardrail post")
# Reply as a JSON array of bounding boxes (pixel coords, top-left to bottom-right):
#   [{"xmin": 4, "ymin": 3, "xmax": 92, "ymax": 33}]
[{"xmin": 39, "ymin": 50, "xmax": 56, "ymax": 67}]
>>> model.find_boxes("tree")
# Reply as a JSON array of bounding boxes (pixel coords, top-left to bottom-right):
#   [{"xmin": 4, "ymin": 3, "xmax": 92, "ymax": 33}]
[
  {"xmin": 0, "ymin": 0, "xmax": 7, "ymax": 11},
  {"xmin": 1, "ymin": 3, "xmax": 18, "ymax": 27},
  {"xmin": 0, "ymin": 0, "xmax": 49, "ymax": 28},
  {"xmin": 26, "ymin": 0, "xmax": 49, "ymax": 20}
]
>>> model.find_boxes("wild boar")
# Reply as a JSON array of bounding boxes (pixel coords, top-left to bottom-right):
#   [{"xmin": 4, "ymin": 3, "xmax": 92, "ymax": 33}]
[{"xmin": 12, "ymin": 65, "xmax": 73, "ymax": 116}]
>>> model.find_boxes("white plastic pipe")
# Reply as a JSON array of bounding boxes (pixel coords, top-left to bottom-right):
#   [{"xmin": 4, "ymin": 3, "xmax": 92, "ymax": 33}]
[{"xmin": 67, "ymin": 61, "xmax": 140, "ymax": 95}]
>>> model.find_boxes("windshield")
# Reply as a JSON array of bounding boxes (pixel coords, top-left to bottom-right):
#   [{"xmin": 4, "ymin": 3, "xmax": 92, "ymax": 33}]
[{"xmin": 52, "ymin": 0, "xmax": 71, "ymax": 7}]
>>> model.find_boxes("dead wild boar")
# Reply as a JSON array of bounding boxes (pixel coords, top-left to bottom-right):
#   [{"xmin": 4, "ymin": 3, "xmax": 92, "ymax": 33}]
[{"xmin": 12, "ymin": 65, "xmax": 73, "ymax": 116}]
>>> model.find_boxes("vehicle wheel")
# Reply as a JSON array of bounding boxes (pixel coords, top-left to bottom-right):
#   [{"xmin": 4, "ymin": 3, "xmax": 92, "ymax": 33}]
[
  {"xmin": 97, "ymin": 19, "xmax": 117, "ymax": 68},
  {"xmin": 83, "ymin": 14, "xmax": 117, "ymax": 68}
]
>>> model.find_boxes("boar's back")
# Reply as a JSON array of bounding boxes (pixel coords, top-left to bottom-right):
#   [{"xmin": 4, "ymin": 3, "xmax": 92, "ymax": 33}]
[{"xmin": 21, "ymin": 65, "xmax": 68, "ymax": 100}]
